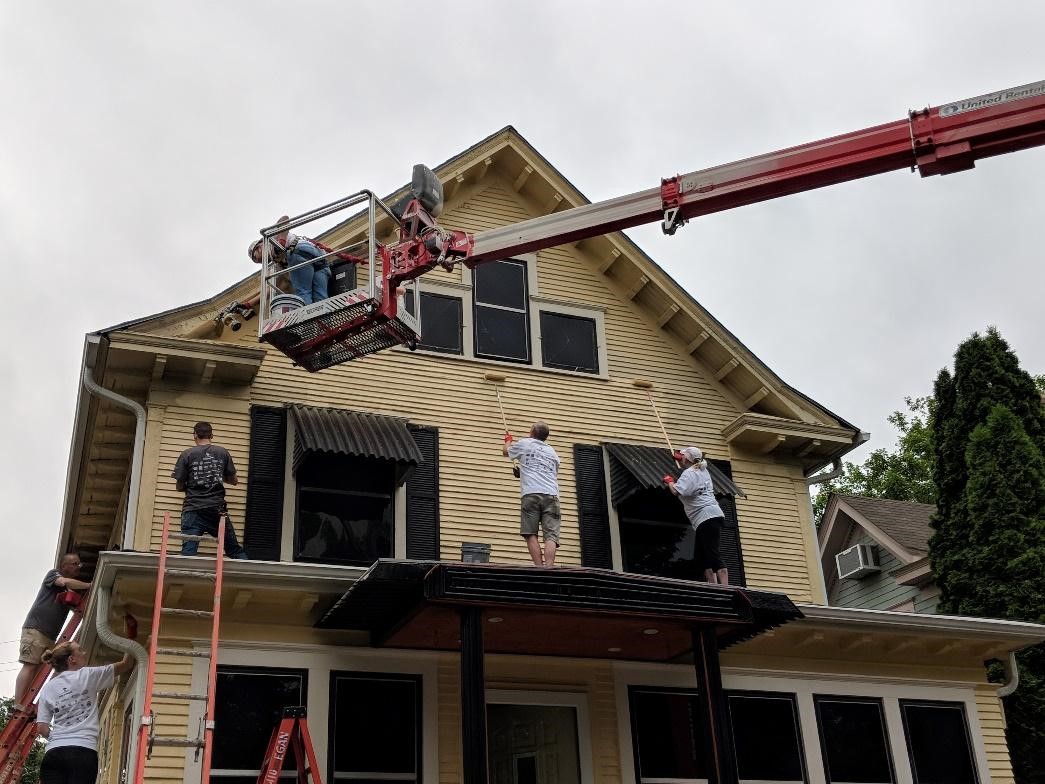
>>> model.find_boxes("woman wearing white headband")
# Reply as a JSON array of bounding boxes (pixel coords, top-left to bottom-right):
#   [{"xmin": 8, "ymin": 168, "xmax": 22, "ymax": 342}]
[{"xmin": 664, "ymin": 447, "xmax": 728, "ymax": 585}]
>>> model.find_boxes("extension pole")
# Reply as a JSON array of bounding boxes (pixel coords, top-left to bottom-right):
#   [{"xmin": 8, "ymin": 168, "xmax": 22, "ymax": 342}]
[
  {"xmin": 632, "ymin": 379, "xmax": 680, "ymax": 467},
  {"xmin": 483, "ymin": 373, "xmax": 520, "ymax": 478}
]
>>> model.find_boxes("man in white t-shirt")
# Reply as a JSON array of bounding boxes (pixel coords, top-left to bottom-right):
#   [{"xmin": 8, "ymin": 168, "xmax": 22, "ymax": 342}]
[{"xmin": 503, "ymin": 422, "xmax": 561, "ymax": 567}]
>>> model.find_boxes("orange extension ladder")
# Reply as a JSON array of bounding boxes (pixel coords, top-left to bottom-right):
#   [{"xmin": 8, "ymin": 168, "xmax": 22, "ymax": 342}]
[
  {"xmin": 257, "ymin": 707, "xmax": 323, "ymax": 784},
  {"xmin": 132, "ymin": 511, "xmax": 227, "ymax": 784},
  {"xmin": 0, "ymin": 604, "xmax": 85, "ymax": 784}
]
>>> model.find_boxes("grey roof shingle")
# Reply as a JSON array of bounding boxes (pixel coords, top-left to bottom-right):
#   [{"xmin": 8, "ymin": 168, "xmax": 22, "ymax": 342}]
[{"xmin": 839, "ymin": 495, "xmax": 936, "ymax": 555}]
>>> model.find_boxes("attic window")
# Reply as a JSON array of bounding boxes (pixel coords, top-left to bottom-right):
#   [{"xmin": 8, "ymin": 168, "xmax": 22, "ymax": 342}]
[
  {"xmin": 539, "ymin": 311, "xmax": 598, "ymax": 373},
  {"xmin": 474, "ymin": 259, "xmax": 531, "ymax": 362}
]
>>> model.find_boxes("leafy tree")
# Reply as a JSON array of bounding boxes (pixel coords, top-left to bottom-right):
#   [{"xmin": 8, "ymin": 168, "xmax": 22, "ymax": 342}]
[
  {"xmin": 812, "ymin": 396, "xmax": 935, "ymax": 521},
  {"xmin": 0, "ymin": 698, "xmax": 45, "ymax": 784},
  {"xmin": 928, "ymin": 328, "xmax": 1045, "ymax": 784}
]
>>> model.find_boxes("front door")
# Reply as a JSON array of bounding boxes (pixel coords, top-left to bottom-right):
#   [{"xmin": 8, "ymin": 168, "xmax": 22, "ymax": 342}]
[{"xmin": 487, "ymin": 703, "xmax": 582, "ymax": 784}]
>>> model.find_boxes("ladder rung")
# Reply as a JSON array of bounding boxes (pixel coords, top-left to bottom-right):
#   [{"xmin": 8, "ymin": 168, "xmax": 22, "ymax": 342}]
[
  {"xmin": 164, "ymin": 568, "xmax": 216, "ymax": 580},
  {"xmin": 155, "ymin": 647, "xmax": 212, "ymax": 658},
  {"xmin": 169, "ymin": 532, "xmax": 211, "ymax": 542},
  {"xmin": 153, "ymin": 691, "xmax": 210, "ymax": 701},
  {"xmin": 161, "ymin": 607, "xmax": 214, "ymax": 618},
  {"xmin": 150, "ymin": 737, "xmax": 206, "ymax": 748}
]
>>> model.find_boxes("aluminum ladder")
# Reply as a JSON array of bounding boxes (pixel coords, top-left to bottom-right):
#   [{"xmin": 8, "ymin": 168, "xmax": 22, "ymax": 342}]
[{"xmin": 132, "ymin": 510, "xmax": 227, "ymax": 784}]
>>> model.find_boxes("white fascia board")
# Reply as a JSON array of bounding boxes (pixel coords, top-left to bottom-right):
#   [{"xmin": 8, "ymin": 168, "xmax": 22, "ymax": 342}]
[
  {"xmin": 798, "ymin": 603, "xmax": 1045, "ymax": 648},
  {"xmin": 94, "ymin": 549, "xmax": 367, "ymax": 593}
]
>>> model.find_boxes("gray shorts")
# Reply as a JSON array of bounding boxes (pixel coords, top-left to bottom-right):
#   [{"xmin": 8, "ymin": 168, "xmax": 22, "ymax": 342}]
[{"xmin": 520, "ymin": 493, "xmax": 561, "ymax": 545}]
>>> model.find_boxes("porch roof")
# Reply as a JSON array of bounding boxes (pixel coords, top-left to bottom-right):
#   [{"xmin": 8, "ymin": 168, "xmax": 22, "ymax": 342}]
[{"xmin": 316, "ymin": 559, "xmax": 802, "ymax": 661}]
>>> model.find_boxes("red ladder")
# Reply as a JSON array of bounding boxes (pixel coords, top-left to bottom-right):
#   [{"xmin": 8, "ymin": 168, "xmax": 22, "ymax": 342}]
[
  {"xmin": 257, "ymin": 707, "xmax": 323, "ymax": 784},
  {"xmin": 132, "ymin": 511, "xmax": 227, "ymax": 784},
  {"xmin": 0, "ymin": 603, "xmax": 84, "ymax": 784}
]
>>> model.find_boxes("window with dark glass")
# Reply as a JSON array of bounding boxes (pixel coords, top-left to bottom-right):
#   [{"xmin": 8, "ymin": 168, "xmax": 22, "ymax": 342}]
[
  {"xmin": 629, "ymin": 687, "xmax": 706, "ymax": 782},
  {"xmin": 295, "ymin": 454, "xmax": 395, "ymax": 566},
  {"xmin": 728, "ymin": 691, "xmax": 806, "ymax": 783},
  {"xmin": 815, "ymin": 696, "xmax": 894, "ymax": 784},
  {"xmin": 900, "ymin": 700, "xmax": 978, "ymax": 784},
  {"xmin": 473, "ymin": 259, "xmax": 530, "ymax": 362},
  {"xmin": 403, "ymin": 290, "xmax": 463, "ymax": 354},
  {"xmin": 330, "ymin": 672, "xmax": 421, "ymax": 783},
  {"xmin": 212, "ymin": 666, "xmax": 307, "ymax": 784},
  {"xmin": 619, "ymin": 488, "xmax": 697, "ymax": 581},
  {"xmin": 539, "ymin": 312, "xmax": 598, "ymax": 373}
]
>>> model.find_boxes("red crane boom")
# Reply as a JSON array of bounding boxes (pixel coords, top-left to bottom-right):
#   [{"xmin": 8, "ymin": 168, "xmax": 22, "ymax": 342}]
[{"xmin": 256, "ymin": 79, "xmax": 1045, "ymax": 371}]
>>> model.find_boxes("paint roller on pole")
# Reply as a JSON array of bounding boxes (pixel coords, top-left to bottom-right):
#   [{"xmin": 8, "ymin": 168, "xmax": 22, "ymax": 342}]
[
  {"xmin": 632, "ymin": 379, "xmax": 684, "ymax": 468},
  {"xmin": 483, "ymin": 372, "xmax": 521, "ymax": 478}
]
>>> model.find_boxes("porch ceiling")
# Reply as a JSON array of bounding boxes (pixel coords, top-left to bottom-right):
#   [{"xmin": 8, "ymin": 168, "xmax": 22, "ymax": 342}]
[{"xmin": 317, "ymin": 560, "xmax": 803, "ymax": 661}]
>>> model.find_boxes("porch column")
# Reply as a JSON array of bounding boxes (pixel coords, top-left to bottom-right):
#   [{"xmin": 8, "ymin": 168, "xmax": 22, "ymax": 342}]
[
  {"xmin": 692, "ymin": 626, "xmax": 738, "ymax": 784},
  {"xmin": 460, "ymin": 606, "xmax": 488, "ymax": 784}
]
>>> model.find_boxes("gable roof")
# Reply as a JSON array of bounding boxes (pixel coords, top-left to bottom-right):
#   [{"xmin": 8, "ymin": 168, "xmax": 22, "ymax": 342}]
[
  {"xmin": 95, "ymin": 125, "xmax": 862, "ymax": 470},
  {"xmin": 819, "ymin": 493, "xmax": 938, "ymax": 591},
  {"xmin": 838, "ymin": 495, "xmax": 935, "ymax": 556}
]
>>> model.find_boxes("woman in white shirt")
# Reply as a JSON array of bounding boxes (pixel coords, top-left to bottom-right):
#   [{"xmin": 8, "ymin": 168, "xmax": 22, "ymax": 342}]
[
  {"xmin": 664, "ymin": 446, "xmax": 729, "ymax": 586},
  {"xmin": 35, "ymin": 641, "xmax": 134, "ymax": 784}
]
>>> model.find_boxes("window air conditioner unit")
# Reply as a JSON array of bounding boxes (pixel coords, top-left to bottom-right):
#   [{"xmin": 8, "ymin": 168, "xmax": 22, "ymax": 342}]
[{"xmin": 836, "ymin": 543, "xmax": 881, "ymax": 580}]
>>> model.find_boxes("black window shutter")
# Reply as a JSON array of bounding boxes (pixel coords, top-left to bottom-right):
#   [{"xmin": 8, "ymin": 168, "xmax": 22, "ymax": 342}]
[
  {"xmin": 709, "ymin": 459, "xmax": 746, "ymax": 586},
  {"xmin": 244, "ymin": 406, "xmax": 287, "ymax": 561},
  {"xmin": 572, "ymin": 444, "xmax": 613, "ymax": 569},
  {"xmin": 406, "ymin": 425, "xmax": 440, "ymax": 560}
]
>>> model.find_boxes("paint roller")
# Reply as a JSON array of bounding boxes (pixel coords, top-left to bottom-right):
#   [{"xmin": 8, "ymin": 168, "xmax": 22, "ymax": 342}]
[
  {"xmin": 632, "ymin": 379, "xmax": 683, "ymax": 468},
  {"xmin": 483, "ymin": 372, "xmax": 521, "ymax": 478}
]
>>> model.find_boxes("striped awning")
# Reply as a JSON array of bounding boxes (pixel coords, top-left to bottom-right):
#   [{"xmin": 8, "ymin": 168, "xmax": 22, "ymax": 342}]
[
  {"xmin": 602, "ymin": 442, "xmax": 746, "ymax": 506},
  {"xmin": 290, "ymin": 404, "xmax": 423, "ymax": 473}
]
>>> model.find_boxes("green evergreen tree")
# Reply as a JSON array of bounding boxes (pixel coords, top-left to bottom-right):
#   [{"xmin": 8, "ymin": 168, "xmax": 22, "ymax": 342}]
[
  {"xmin": 928, "ymin": 328, "xmax": 1045, "ymax": 784},
  {"xmin": 0, "ymin": 698, "xmax": 44, "ymax": 784}
]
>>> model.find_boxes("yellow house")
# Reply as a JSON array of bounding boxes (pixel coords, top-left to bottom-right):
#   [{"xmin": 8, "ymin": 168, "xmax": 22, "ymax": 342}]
[{"xmin": 52, "ymin": 127, "xmax": 1043, "ymax": 784}]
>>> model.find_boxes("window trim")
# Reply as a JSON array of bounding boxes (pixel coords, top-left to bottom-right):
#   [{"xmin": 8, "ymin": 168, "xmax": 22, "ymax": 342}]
[
  {"xmin": 627, "ymin": 685, "xmax": 708, "ymax": 784},
  {"xmin": 280, "ymin": 416, "xmax": 408, "ymax": 562},
  {"xmin": 397, "ymin": 254, "xmax": 610, "ymax": 380},
  {"xmin": 813, "ymin": 694, "xmax": 896, "ymax": 784},
  {"xmin": 210, "ymin": 664, "xmax": 310, "ymax": 781},
  {"xmin": 899, "ymin": 699, "xmax": 979, "ymax": 784},
  {"xmin": 726, "ymin": 689, "xmax": 808, "ymax": 784},
  {"xmin": 472, "ymin": 258, "xmax": 533, "ymax": 363},
  {"xmin": 328, "ymin": 670, "xmax": 423, "ymax": 784},
  {"xmin": 485, "ymin": 689, "xmax": 594, "ymax": 784},
  {"xmin": 614, "ymin": 668, "xmax": 991, "ymax": 784}
]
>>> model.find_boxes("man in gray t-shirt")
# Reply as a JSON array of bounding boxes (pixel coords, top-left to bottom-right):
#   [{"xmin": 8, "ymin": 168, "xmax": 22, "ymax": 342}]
[
  {"xmin": 504, "ymin": 421, "xmax": 561, "ymax": 567},
  {"xmin": 14, "ymin": 553, "xmax": 91, "ymax": 708},
  {"xmin": 171, "ymin": 422, "xmax": 247, "ymax": 559}
]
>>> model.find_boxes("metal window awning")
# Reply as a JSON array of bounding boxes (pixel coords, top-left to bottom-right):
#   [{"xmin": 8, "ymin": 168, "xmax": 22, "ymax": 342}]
[
  {"xmin": 289, "ymin": 404, "xmax": 423, "ymax": 473},
  {"xmin": 602, "ymin": 442, "xmax": 746, "ymax": 506},
  {"xmin": 316, "ymin": 560, "xmax": 801, "ymax": 660}
]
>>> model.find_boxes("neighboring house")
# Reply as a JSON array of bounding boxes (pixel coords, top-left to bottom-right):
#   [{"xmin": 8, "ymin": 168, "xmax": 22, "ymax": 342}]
[
  {"xmin": 49, "ymin": 127, "xmax": 1043, "ymax": 784},
  {"xmin": 819, "ymin": 495, "xmax": 940, "ymax": 613}
]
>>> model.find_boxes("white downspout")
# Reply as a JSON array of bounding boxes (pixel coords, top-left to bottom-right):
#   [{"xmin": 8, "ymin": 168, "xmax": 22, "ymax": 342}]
[
  {"xmin": 803, "ymin": 432, "xmax": 869, "ymax": 603},
  {"xmin": 997, "ymin": 651, "xmax": 1020, "ymax": 698},
  {"xmin": 95, "ymin": 585, "xmax": 149, "ymax": 777},
  {"xmin": 83, "ymin": 360, "xmax": 146, "ymax": 551}
]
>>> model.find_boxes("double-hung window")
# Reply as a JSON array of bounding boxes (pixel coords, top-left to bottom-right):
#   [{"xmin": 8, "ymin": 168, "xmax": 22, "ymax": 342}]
[
  {"xmin": 473, "ymin": 259, "xmax": 531, "ymax": 362},
  {"xmin": 398, "ymin": 255, "xmax": 606, "ymax": 376}
]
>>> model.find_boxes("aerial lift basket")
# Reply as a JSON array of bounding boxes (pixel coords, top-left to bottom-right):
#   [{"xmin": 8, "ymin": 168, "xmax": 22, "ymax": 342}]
[{"xmin": 256, "ymin": 188, "xmax": 423, "ymax": 372}]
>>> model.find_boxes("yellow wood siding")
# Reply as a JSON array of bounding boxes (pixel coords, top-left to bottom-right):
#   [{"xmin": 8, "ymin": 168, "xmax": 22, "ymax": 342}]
[
  {"xmin": 139, "ymin": 399, "xmax": 250, "ymax": 556},
  {"xmin": 975, "ymin": 685, "xmax": 1014, "ymax": 783},
  {"xmin": 143, "ymin": 652, "xmax": 195, "ymax": 784},
  {"xmin": 174, "ymin": 175, "xmax": 822, "ymax": 597}
]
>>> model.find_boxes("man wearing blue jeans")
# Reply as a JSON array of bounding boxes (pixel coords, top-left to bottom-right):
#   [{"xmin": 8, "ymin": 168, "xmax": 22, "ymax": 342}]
[
  {"xmin": 249, "ymin": 217, "xmax": 331, "ymax": 304},
  {"xmin": 171, "ymin": 422, "xmax": 248, "ymax": 559}
]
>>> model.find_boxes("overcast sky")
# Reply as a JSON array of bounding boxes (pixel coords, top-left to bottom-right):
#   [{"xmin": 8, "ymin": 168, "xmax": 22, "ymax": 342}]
[{"xmin": 1, "ymin": 2, "xmax": 1042, "ymax": 694}]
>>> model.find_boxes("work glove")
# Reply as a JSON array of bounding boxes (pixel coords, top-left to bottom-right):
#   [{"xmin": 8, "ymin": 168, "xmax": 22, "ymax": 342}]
[
  {"xmin": 504, "ymin": 432, "xmax": 514, "ymax": 444},
  {"xmin": 663, "ymin": 474, "xmax": 675, "ymax": 485},
  {"xmin": 124, "ymin": 612, "xmax": 139, "ymax": 641},
  {"xmin": 672, "ymin": 450, "xmax": 685, "ymax": 462}
]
